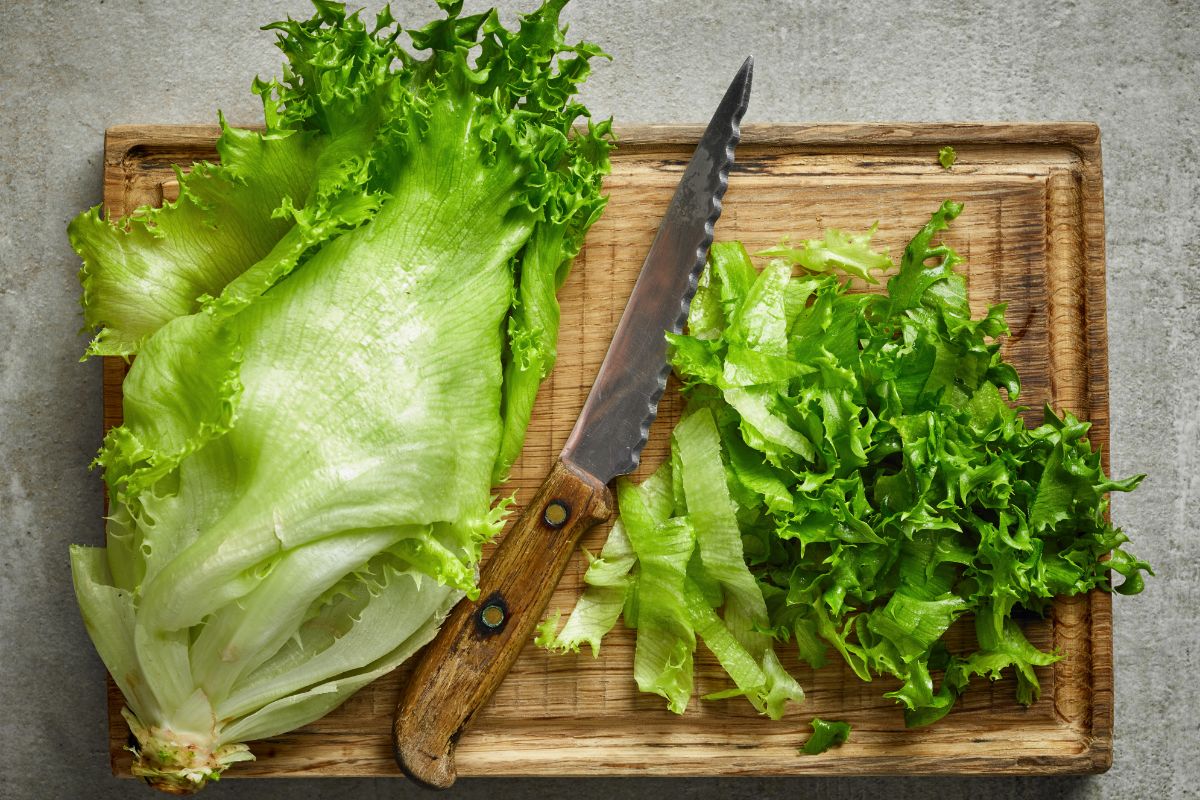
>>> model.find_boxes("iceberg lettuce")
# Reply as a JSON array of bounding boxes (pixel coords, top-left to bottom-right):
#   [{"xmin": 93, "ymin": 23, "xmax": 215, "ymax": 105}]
[{"xmin": 68, "ymin": 0, "xmax": 610, "ymax": 791}]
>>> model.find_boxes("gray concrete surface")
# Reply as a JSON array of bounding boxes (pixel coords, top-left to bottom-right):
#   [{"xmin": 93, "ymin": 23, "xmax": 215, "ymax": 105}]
[{"xmin": 1, "ymin": 0, "xmax": 1196, "ymax": 797}]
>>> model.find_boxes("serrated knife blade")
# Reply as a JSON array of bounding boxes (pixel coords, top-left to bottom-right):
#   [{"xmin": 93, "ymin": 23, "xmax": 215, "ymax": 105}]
[
  {"xmin": 393, "ymin": 58, "xmax": 753, "ymax": 790},
  {"xmin": 563, "ymin": 56, "xmax": 754, "ymax": 483}
]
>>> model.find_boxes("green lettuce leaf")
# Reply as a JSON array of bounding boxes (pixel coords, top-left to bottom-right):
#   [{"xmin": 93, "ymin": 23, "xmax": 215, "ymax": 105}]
[
  {"xmin": 535, "ymin": 515, "xmax": 636, "ymax": 657},
  {"xmin": 70, "ymin": 125, "xmax": 325, "ymax": 357},
  {"xmin": 801, "ymin": 717, "xmax": 852, "ymax": 755},
  {"xmin": 758, "ymin": 225, "xmax": 890, "ymax": 284}
]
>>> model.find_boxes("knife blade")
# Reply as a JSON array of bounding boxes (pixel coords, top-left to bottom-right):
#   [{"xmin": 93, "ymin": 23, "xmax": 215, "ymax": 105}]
[
  {"xmin": 392, "ymin": 57, "xmax": 753, "ymax": 790},
  {"xmin": 563, "ymin": 59, "xmax": 754, "ymax": 484}
]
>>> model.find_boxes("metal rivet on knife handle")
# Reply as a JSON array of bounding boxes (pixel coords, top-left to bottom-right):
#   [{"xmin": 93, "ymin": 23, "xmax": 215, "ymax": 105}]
[
  {"xmin": 474, "ymin": 592, "xmax": 509, "ymax": 636},
  {"xmin": 479, "ymin": 603, "xmax": 505, "ymax": 629},
  {"xmin": 543, "ymin": 500, "xmax": 570, "ymax": 528}
]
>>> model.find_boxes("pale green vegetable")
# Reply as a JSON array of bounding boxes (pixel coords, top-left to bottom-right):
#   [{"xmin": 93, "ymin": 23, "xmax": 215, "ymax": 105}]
[
  {"xmin": 757, "ymin": 226, "xmax": 889, "ymax": 284},
  {"xmin": 69, "ymin": 1, "xmax": 610, "ymax": 792}
]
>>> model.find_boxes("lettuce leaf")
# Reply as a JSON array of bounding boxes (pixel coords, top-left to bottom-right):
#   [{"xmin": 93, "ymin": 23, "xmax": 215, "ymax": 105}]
[
  {"xmin": 801, "ymin": 718, "xmax": 851, "ymax": 755},
  {"xmin": 69, "ymin": 1, "xmax": 610, "ymax": 791}
]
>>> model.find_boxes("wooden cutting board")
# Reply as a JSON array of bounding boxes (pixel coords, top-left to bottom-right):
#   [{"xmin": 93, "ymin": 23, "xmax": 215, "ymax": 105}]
[{"xmin": 100, "ymin": 122, "xmax": 1115, "ymax": 777}]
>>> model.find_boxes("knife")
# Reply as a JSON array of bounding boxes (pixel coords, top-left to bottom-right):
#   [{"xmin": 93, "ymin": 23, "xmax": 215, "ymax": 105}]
[{"xmin": 392, "ymin": 57, "xmax": 753, "ymax": 790}]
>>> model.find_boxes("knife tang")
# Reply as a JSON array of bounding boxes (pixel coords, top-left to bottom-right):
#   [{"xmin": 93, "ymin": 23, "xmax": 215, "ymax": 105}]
[{"xmin": 393, "ymin": 460, "xmax": 613, "ymax": 789}]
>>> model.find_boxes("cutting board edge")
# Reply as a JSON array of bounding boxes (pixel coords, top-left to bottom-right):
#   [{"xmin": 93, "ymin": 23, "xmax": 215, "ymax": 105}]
[
  {"xmin": 102, "ymin": 120, "xmax": 1102, "ymax": 164},
  {"xmin": 107, "ymin": 742, "xmax": 1113, "ymax": 780},
  {"xmin": 96, "ymin": 122, "xmax": 1116, "ymax": 779}
]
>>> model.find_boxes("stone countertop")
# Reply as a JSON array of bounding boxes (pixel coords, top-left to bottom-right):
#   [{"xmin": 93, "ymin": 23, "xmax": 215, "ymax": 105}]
[{"xmin": 1, "ymin": 1, "xmax": 1195, "ymax": 798}]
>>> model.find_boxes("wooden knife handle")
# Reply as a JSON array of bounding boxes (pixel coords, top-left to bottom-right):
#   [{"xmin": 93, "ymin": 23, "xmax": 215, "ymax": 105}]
[{"xmin": 392, "ymin": 458, "xmax": 613, "ymax": 789}]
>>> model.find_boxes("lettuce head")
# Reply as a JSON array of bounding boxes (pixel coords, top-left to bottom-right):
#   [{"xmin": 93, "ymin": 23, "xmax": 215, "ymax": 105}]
[{"xmin": 67, "ymin": 1, "xmax": 611, "ymax": 791}]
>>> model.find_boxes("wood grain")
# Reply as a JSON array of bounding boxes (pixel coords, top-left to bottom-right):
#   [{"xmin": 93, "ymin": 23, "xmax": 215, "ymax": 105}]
[{"xmin": 99, "ymin": 122, "xmax": 1114, "ymax": 777}]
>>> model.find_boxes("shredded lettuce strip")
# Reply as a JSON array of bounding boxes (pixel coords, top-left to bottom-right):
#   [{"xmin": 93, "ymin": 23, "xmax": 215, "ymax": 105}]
[
  {"xmin": 539, "ymin": 202, "xmax": 1149, "ymax": 730},
  {"xmin": 538, "ymin": 409, "xmax": 805, "ymax": 719},
  {"xmin": 69, "ymin": 1, "xmax": 610, "ymax": 792}
]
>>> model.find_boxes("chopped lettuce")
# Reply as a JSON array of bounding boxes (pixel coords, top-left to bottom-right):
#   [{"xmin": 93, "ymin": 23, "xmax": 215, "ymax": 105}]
[
  {"xmin": 543, "ymin": 201, "xmax": 1149, "ymax": 729},
  {"xmin": 758, "ymin": 226, "xmax": 889, "ymax": 284},
  {"xmin": 938, "ymin": 145, "xmax": 957, "ymax": 169},
  {"xmin": 70, "ymin": 1, "xmax": 610, "ymax": 791}
]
